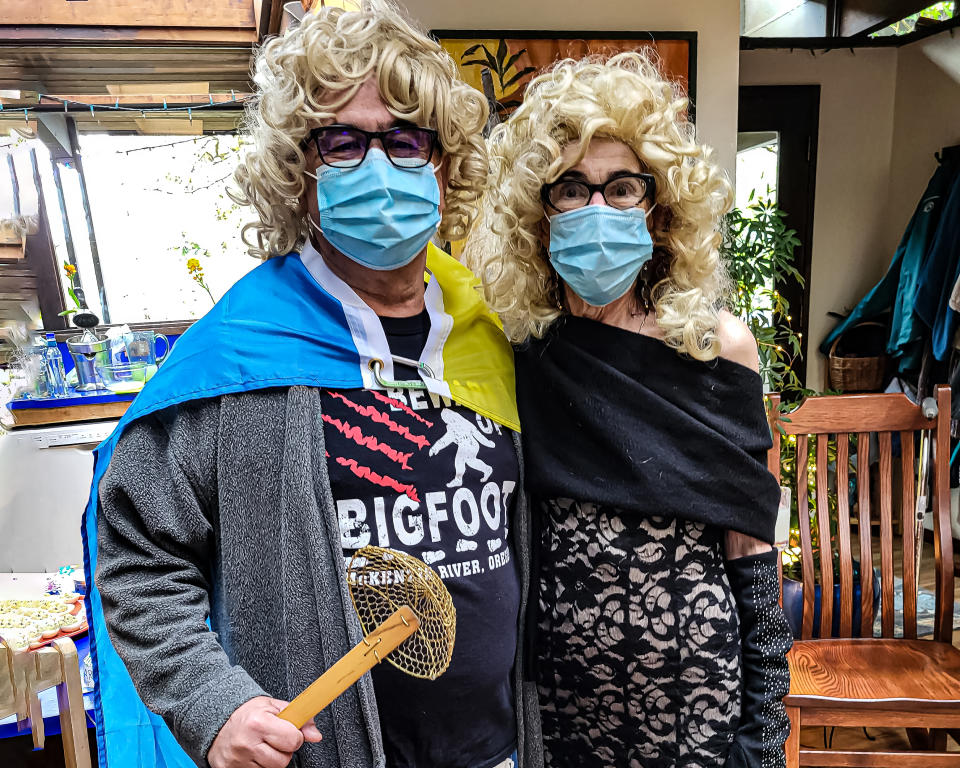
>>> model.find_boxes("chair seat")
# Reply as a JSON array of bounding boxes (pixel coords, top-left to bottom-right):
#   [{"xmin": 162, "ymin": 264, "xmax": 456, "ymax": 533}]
[{"xmin": 786, "ymin": 638, "xmax": 960, "ymax": 711}]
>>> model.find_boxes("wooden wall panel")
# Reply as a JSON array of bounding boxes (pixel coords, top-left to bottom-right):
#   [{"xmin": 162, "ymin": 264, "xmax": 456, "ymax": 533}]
[
  {"xmin": 2, "ymin": 0, "xmax": 257, "ymax": 30},
  {"xmin": 0, "ymin": 46, "xmax": 254, "ymax": 93},
  {"xmin": 0, "ymin": 26, "xmax": 259, "ymax": 44}
]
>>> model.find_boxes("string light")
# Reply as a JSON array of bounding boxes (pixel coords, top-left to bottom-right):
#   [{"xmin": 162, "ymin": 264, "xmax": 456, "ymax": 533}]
[{"xmin": 4, "ymin": 93, "xmax": 251, "ymax": 122}]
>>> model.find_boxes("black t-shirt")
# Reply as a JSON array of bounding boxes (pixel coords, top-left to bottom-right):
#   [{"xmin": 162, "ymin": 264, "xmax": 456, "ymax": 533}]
[{"xmin": 321, "ymin": 310, "xmax": 520, "ymax": 768}]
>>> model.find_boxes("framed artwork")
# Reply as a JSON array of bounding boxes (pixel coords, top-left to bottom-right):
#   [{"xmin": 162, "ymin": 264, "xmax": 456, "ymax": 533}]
[{"xmin": 433, "ymin": 30, "xmax": 697, "ymax": 125}]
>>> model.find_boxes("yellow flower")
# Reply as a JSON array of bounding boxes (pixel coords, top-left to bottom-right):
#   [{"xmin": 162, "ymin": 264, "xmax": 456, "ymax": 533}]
[
  {"xmin": 186, "ymin": 258, "xmax": 201, "ymax": 274},
  {"xmin": 63, "ymin": 263, "xmax": 77, "ymax": 278}
]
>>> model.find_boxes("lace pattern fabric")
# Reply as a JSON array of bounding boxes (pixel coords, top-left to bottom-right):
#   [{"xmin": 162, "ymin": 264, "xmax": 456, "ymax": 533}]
[{"xmin": 537, "ymin": 499, "xmax": 742, "ymax": 768}]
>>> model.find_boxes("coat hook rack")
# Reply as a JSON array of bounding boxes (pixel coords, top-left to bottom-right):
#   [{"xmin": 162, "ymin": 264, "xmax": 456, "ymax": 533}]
[{"xmin": 935, "ymin": 144, "xmax": 960, "ymax": 164}]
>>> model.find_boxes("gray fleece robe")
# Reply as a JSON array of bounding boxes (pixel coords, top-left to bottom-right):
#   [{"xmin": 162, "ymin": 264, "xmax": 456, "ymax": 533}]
[{"xmin": 96, "ymin": 385, "xmax": 542, "ymax": 768}]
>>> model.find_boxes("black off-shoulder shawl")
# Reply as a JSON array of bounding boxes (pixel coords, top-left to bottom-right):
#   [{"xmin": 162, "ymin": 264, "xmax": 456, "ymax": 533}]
[{"xmin": 515, "ymin": 315, "xmax": 780, "ymax": 543}]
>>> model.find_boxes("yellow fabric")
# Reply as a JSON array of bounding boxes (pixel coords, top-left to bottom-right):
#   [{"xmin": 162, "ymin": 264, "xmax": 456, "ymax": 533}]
[{"xmin": 425, "ymin": 243, "xmax": 520, "ymax": 433}]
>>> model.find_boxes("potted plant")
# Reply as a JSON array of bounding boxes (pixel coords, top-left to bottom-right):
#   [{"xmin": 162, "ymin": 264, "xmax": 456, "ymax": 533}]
[
  {"xmin": 723, "ymin": 195, "xmax": 804, "ymax": 393},
  {"xmin": 723, "ymin": 195, "xmax": 880, "ymax": 638}
]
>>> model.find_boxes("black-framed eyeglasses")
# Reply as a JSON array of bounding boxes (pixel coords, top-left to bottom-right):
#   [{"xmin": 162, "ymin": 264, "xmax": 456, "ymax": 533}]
[
  {"xmin": 541, "ymin": 173, "xmax": 657, "ymax": 213},
  {"xmin": 303, "ymin": 123, "xmax": 440, "ymax": 169}
]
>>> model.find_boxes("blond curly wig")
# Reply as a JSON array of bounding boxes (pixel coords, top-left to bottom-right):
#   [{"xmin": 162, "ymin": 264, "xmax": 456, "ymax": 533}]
[
  {"xmin": 232, "ymin": 0, "xmax": 489, "ymax": 259},
  {"xmin": 463, "ymin": 51, "xmax": 734, "ymax": 360}
]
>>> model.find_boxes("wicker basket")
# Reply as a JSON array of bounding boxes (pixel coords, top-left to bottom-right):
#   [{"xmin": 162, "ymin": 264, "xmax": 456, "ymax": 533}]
[{"xmin": 827, "ymin": 321, "xmax": 887, "ymax": 392}]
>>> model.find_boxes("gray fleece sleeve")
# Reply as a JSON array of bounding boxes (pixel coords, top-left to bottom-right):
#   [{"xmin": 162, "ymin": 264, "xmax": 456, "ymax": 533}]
[{"xmin": 96, "ymin": 398, "xmax": 267, "ymax": 766}]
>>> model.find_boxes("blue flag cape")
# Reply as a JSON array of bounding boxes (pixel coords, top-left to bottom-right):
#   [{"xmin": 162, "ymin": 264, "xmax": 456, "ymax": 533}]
[{"xmin": 81, "ymin": 245, "xmax": 518, "ymax": 767}]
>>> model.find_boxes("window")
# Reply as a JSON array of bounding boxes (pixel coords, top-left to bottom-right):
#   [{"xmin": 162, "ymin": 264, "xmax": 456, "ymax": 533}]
[
  {"xmin": 870, "ymin": 1, "xmax": 955, "ymax": 37},
  {"xmin": 75, "ymin": 131, "xmax": 258, "ymax": 323},
  {"xmin": 736, "ymin": 131, "xmax": 780, "ymax": 209},
  {"xmin": 3, "ymin": 113, "xmax": 265, "ymax": 329}
]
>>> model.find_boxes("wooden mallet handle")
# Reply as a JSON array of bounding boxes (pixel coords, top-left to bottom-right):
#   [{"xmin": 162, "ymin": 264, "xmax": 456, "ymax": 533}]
[{"xmin": 277, "ymin": 606, "xmax": 419, "ymax": 728}]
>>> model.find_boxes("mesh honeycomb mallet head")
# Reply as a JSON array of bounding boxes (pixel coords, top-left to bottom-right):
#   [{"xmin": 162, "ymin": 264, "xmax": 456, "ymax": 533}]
[
  {"xmin": 346, "ymin": 545, "xmax": 456, "ymax": 680},
  {"xmin": 277, "ymin": 546, "xmax": 456, "ymax": 727}
]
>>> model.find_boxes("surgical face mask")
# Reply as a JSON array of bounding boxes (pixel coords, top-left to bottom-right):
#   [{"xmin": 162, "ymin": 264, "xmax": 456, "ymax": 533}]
[
  {"xmin": 548, "ymin": 205, "xmax": 655, "ymax": 307},
  {"xmin": 306, "ymin": 149, "xmax": 441, "ymax": 271}
]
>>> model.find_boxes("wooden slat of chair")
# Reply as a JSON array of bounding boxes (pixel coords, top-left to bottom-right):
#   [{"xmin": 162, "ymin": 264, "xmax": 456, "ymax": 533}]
[
  {"xmin": 767, "ymin": 393, "xmax": 786, "ymax": 600},
  {"xmin": 797, "ymin": 433, "xmax": 816, "ymax": 640},
  {"xmin": 901, "ymin": 430, "xmax": 917, "ymax": 639},
  {"xmin": 836, "ymin": 434, "xmax": 854, "ymax": 637},
  {"xmin": 767, "ymin": 393, "xmax": 782, "ymax": 479},
  {"xmin": 933, "ymin": 385, "xmax": 954, "ymax": 644},
  {"xmin": 816, "ymin": 435, "xmax": 834, "ymax": 639},
  {"xmin": 878, "ymin": 431, "xmax": 895, "ymax": 638},
  {"xmin": 857, "ymin": 432, "xmax": 874, "ymax": 637}
]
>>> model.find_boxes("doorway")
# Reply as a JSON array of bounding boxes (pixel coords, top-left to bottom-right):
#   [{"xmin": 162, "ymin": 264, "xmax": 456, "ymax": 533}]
[{"xmin": 738, "ymin": 84, "xmax": 820, "ymax": 384}]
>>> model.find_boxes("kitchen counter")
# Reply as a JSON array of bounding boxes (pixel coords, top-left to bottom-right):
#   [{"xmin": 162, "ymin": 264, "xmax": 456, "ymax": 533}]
[{"xmin": 6, "ymin": 389, "xmax": 134, "ymax": 427}]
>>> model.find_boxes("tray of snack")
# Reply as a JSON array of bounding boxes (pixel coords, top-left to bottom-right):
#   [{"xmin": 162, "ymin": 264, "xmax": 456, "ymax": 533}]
[{"xmin": 0, "ymin": 592, "xmax": 86, "ymax": 652}]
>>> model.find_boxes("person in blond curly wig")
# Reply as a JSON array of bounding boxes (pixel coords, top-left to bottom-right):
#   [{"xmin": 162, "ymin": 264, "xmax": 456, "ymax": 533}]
[
  {"xmin": 90, "ymin": 4, "xmax": 541, "ymax": 768},
  {"xmin": 232, "ymin": 1, "xmax": 488, "ymax": 258},
  {"xmin": 465, "ymin": 52, "xmax": 792, "ymax": 768}
]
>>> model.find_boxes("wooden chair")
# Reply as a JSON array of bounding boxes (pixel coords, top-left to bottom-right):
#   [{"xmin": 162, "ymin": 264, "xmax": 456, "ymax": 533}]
[
  {"xmin": 767, "ymin": 385, "xmax": 960, "ymax": 767},
  {"xmin": 0, "ymin": 635, "xmax": 91, "ymax": 768}
]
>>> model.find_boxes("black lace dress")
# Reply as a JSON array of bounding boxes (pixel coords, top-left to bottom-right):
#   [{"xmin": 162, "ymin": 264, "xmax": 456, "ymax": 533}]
[{"xmin": 536, "ymin": 502, "xmax": 742, "ymax": 767}]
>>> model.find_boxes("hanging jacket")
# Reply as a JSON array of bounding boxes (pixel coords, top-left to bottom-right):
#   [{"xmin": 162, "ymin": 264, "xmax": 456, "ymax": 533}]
[
  {"xmin": 914, "ymin": 165, "xmax": 960, "ymax": 360},
  {"xmin": 820, "ymin": 155, "xmax": 960, "ymax": 372}
]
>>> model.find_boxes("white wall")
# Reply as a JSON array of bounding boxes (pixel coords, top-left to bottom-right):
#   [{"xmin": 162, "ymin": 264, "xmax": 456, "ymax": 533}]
[
  {"xmin": 404, "ymin": 0, "xmax": 742, "ymax": 174},
  {"xmin": 739, "ymin": 47, "xmax": 899, "ymax": 388},
  {"xmin": 884, "ymin": 32, "xmax": 960, "ymax": 252},
  {"xmin": 741, "ymin": 32, "xmax": 960, "ymax": 390}
]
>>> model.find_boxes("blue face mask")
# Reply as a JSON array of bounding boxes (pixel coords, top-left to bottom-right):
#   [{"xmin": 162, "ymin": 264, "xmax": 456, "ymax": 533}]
[
  {"xmin": 309, "ymin": 149, "xmax": 441, "ymax": 271},
  {"xmin": 548, "ymin": 205, "xmax": 654, "ymax": 307}
]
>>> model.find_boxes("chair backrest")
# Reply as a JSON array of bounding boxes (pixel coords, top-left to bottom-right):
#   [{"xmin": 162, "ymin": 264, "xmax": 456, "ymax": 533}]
[{"xmin": 767, "ymin": 385, "xmax": 954, "ymax": 643}]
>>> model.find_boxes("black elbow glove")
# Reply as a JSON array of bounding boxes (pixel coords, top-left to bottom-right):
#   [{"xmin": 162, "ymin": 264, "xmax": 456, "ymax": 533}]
[{"xmin": 724, "ymin": 549, "xmax": 793, "ymax": 768}]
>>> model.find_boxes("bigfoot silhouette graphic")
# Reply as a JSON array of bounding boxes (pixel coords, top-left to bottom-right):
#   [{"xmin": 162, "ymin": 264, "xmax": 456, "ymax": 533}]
[{"xmin": 428, "ymin": 409, "xmax": 495, "ymax": 488}]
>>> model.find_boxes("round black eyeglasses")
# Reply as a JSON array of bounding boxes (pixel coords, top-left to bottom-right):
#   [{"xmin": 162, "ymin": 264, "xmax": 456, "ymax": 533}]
[
  {"xmin": 303, "ymin": 124, "xmax": 440, "ymax": 169},
  {"xmin": 541, "ymin": 173, "xmax": 657, "ymax": 213}
]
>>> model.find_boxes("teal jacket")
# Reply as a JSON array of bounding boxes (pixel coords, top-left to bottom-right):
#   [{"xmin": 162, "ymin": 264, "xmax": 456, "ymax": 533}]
[{"xmin": 820, "ymin": 156, "xmax": 960, "ymax": 372}]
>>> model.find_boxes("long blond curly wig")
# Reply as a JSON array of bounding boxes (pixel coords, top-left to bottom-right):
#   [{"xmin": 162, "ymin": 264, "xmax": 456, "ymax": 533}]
[
  {"xmin": 232, "ymin": 0, "xmax": 489, "ymax": 259},
  {"xmin": 464, "ymin": 51, "xmax": 733, "ymax": 360}
]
